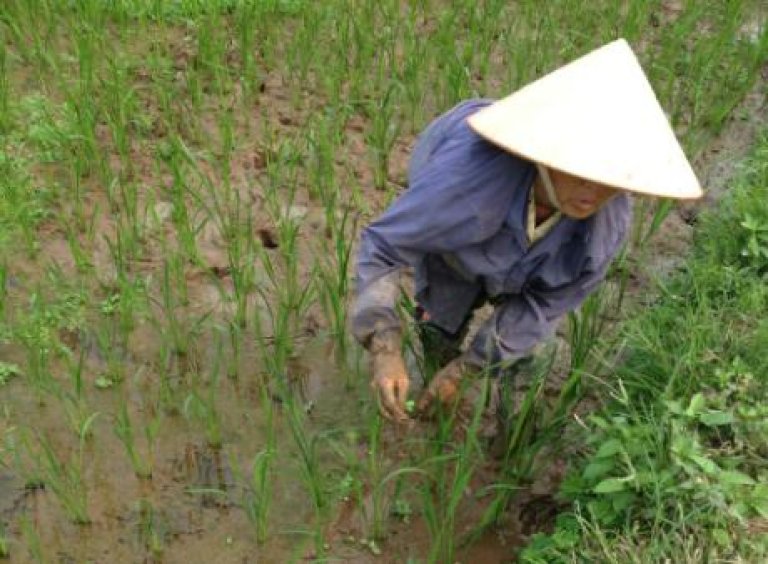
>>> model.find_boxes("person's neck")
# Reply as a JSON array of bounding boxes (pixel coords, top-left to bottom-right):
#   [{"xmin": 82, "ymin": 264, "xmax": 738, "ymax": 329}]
[{"xmin": 532, "ymin": 177, "xmax": 556, "ymax": 224}]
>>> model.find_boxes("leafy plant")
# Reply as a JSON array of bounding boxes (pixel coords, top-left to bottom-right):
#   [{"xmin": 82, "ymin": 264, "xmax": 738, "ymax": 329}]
[
  {"xmin": 739, "ymin": 213, "xmax": 768, "ymax": 270},
  {"xmin": 0, "ymin": 362, "xmax": 20, "ymax": 385}
]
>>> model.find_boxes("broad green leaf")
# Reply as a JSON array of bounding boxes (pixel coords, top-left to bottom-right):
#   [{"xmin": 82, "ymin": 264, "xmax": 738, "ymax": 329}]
[
  {"xmin": 691, "ymin": 454, "xmax": 719, "ymax": 475},
  {"xmin": 595, "ymin": 438, "xmax": 623, "ymax": 459},
  {"xmin": 665, "ymin": 399, "xmax": 684, "ymax": 415},
  {"xmin": 611, "ymin": 491, "xmax": 635, "ymax": 513},
  {"xmin": 552, "ymin": 528, "xmax": 579, "ymax": 549},
  {"xmin": 712, "ymin": 528, "xmax": 731, "ymax": 548},
  {"xmin": 718, "ymin": 470, "xmax": 755, "ymax": 486},
  {"xmin": 583, "ymin": 459, "xmax": 615, "ymax": 481},
  {"xmin": 589, "ymin": 415, "xmax": 609, "ymax": 430},
  {"xmin": 686, "ymin": 393, "xmax": 706, "ymax": 417},
  {"xmin": 751, "ymin": 498, "xmax": 768, "ymax": 519},
  {"xmin": 94, "ymin": 376, "xmax": 114, "ymax": 389},
  {"xmin": 594, "ymin": 477, "xmax": 630, "ymax": 494},
  {"xmin": 699, "ymin": 411, "xmax": 734, "ymax": 426}
]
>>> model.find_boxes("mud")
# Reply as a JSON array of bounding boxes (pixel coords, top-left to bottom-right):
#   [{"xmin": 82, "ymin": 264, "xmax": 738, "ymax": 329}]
[{"xmin": 1, "ymin": 6, "xmax": 766, "ymax": 564}]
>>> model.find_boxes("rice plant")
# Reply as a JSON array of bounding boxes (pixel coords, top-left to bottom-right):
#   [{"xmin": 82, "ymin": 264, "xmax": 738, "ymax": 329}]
[{"xmin": 0, "ymin": 0, "xmax": 765, "ymax": 560}]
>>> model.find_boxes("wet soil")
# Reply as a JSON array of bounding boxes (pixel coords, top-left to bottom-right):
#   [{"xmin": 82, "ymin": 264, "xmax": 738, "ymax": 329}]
[{"xmin": 1, "ymin": 8, "xmax": 766, "ymax": 564}]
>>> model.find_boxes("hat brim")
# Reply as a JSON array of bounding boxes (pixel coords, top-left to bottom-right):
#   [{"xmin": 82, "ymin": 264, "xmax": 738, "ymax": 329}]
[{"xmin": 467, "ymin": 39, "xmax": 703, "ymax": 200}]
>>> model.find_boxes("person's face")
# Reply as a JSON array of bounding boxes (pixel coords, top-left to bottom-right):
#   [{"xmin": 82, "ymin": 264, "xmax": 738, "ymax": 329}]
[{"xmin": 548, "ymin": 169, "xmax": 620, "ymax": 219}]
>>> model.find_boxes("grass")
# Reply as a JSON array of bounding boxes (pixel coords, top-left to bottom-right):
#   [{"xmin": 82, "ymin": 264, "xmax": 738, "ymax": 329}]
[
  {"xmin": 521, "ymin": 134, "xmax": 768, "ymax": 562},
  {"xmin": 0, "ymin": 0, "xmax": 765, "ymax": 560}
]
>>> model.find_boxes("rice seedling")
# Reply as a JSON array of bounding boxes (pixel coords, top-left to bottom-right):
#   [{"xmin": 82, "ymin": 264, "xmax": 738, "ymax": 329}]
[
  {"xmin": 0, "ymin": 263, "xmax": 6, "ymax": 322},
  {"xmin": 103, "ymin": 58, "xmax": 137, "ymax": 172},
  {"xmin": 91, "ymin": 321, "xmax": 127, "ymax": 388},
  {"xmin": 57, "ymin": 347, "xmax": 100, "ymax": 440},
  {"xmin": 231, "ymin": 444, "xmax": 275, "ymax": 545},
  {"xmin": 113, "ymin": 400, "xmax": 156, "ymax": 480},
  {"xmin": 135, "ymin": 497, "xmax": 166, "ymax": 559},
  {"xmin": 2, "ymin": 426, "xmax": 39, "ymax": 492},
  {"xmin": 182, "ymin": 373, "xmax": 224, "ymax": 449},
  {"xmin": 0, "ymin": 43, "xmax": 10, "ymax": 135},
  {"xmin": 0, "ymin": 0, "xmax": 765, "ymax": 560},
  {"xmin": 162, "ymin": 137, "xmax": 208, "ymax": 264},
  {"xmin": 365, "ymin": 81, "xmax": 404, "ymax": 190},
  {"xmin": 317, "ymin": 207, "xmax": 356, "ymax": 366},
  {"xmin": 471, "ymin": 360, "xmax": 552, "ymax": 535},
  {"xmin": 64, "ymin": 220, "xmax": 94, "ymax": 274},
  {"xmin": 23, "ymin": 429, "xmax": 92, "ymax": 525},
  {"xmin": 196, "ymin": 161, "xmax": 259, "ymax": 331},
  {"xmin": 233, "ymin": 1, "xmax": 260, "ymax": 101},
  {"xmin": 148, "ymin": 255, "xmax": 209, "ymax": 357},
  {"xmin": 0, "ymin": 520, "xmax": 9, "ymax": 559},
  {"xmin": 282, "ymin": 393, "xmax": 327, "ymax": 519},
  {"xmin": 365, "ymin": 423, "xmax": 427, "ymax": 545},
  {"xmin": 419, "ymin": 377, "xmax": 490, "ymax": 562},
  {"xmin": 18, "ymin": 516, "xmax": 43, "ymax": 563}
]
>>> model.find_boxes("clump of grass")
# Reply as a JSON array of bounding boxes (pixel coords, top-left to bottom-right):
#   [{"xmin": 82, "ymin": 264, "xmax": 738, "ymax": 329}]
[
  {"xmin": 135, "ymin": 497, "xmax": 166, "ymax": 560},
  {"xmin": 230, "ymin": 443, "xmax": 275, "ymax": 545},
  {"xmin": 19, "ymin": 516, "xmax": 43, "ymax": 563},
  {"xmin": 183, "ymin": 380, "xmax": 223, "ymax": 450},
  {"xmin": 0, "ymin": 362, "xmax": 21, "ymax": 386},
  {"xmin": 0, "ymin": 0, "xmax": 765, "ymax": 561},
  {"xmin": 21, "ymin": 429, "xmax": 92, "ymax": 525},
  {"xmin": 113, "ymin": 401, "xmax": 159, "ymax": 480},
  {"xmin": 317, "ymin": 207, "xmax": 356, "ymax": 367},
  {"xmin": 0, "ymin": 519, "xmax": 9, "ymax": 559},
  {"xmin": 420, "ymin": 377, "xmax": 489, "ymax": 563},
  {"xmin": 521, "ymin": 134, "xmax": 768, "ymax": 562}
]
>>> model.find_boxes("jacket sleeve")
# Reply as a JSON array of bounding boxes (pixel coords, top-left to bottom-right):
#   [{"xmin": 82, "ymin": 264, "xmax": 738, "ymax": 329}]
[
  {"xmin": 351, "ymin": 103, "xmax": 529, "ymax": 346},
  {"xmin": 465, "ymin": 256, "xmax": 611, "ymax": 366},
  {"xmin": 467, "ymin": 195, "xmax": 632, "ymax": 366}
]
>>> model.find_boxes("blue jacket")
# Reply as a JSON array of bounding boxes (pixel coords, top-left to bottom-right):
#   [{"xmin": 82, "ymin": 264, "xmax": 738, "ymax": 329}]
[{"xmin": 352, "ymin": 99, "xmax": 632, "ymax": 365}]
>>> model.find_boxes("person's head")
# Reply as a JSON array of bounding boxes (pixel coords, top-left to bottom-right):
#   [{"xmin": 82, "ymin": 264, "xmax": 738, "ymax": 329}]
[
  {"xmin": 468, "ymin": 39, "xmax": 703, "ymax": 204},
  {"xmin": 535, "ymin": 164, "xmax": 620, "ymax": 219}
]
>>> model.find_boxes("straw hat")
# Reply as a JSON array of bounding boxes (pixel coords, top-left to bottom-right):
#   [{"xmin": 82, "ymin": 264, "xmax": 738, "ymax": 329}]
[{"xmin": 468, "ymin": 39, "xmax": 703, "ymax": 199}]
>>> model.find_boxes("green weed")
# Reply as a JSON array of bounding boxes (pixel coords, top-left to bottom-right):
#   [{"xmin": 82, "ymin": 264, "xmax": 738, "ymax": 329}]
[
  {"xmin": 525, "ymin": 133, "xmax": 768, "ymax": 562},
  {"xmin": 0, "ymin": 0, "xmax": 765, "ymax": 560}
]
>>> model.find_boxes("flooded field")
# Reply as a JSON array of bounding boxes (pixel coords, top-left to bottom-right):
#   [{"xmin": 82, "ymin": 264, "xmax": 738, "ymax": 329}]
[{"xmin": 0, "ymin": 1, "xmax": 766, "ymax": 562}]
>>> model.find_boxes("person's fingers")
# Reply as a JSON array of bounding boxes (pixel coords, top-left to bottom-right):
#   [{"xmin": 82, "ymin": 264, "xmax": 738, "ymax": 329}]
[
  {"xmin": 384, "ymin": 381, "xmax": 408, "ymax": 421},
  {"xmin": 416, "ymin": 368, "xmax": 461, "ymax": 415},
  {"xmin": 395, "ymin": 375, "xmax": 409, "ymax": 407},
  {"xmin": 371, "ymin": 378, "xmax": 395, "ymax": 420},
  {"xmin": 436, "ymin": 378, "xmax": 458, "ymax": 404},
  {"xmin": 375, "ymin": 378, "xmax": 409, "ymax": 421},
  {"xmin": 416, "ymin": 382, "xmax": 437, "ymax": 413}
]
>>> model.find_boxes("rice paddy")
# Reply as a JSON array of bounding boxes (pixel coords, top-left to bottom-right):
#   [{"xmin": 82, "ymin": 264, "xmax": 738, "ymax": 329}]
[{"xmin": 0, "ymin": 1, "xmax": 766, "ymax": 562}]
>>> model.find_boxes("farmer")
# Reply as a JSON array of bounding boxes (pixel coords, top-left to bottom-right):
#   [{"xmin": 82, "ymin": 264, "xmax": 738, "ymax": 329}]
[{"xmin": 351, "ymin": 39, "xmax": 702, "ymax": 422}]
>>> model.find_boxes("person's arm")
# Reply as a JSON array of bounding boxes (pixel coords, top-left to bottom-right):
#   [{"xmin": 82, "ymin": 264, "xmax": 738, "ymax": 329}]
[
  {"xmin": 351, "ymin": 101, "xmax": 531, "ymax": 420},
  {"xmin": 466, "ymin": 261, "xmax": 610, "ymax": 367},
  {"xmin": 415, "ymin": 261, "xmax": 613, "ymax": 413},
  {"xmin": 467, "ymin": 195, "xmax": 632, "ymax": 367},
  {"xmin": 416, "ymin": 195, "xmax": 632, "ymax": 413},
  {"xmin": 352, "ymin": 108, "xmax": 529, "ymax": 346}
]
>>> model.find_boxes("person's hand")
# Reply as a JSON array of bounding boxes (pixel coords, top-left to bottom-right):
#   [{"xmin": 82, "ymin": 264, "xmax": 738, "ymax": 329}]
[
  {"xmin": 369, "ymin": 331, "xmax": 410, "ymax": 422},
  {"xmin": 416, "ymin": 355, "xmax": 471, "ymax": 415}
]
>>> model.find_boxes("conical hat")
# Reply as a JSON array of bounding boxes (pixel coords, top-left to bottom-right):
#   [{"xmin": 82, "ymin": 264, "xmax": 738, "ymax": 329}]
[{"xmin": 467, "ymin": 39, "xmax": 703, "ymax": 199}]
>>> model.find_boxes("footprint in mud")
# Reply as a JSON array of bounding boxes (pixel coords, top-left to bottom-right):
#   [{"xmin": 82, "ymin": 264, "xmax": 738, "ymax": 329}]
[
  {"xmin": 517, "ymin": 493, "xmax": 567, "ymax": 536},
  {"xmin": 264, "ymin": 354, "xmax": 324, "ymax": 413},
  {"xmin": 0, "ymin": 471, "xmax": 29, "ymax": 515},
  {"xmin": 120, "ymin": 497, "xmax": 172, "ymax": 559},
  {"xmin": 173, "ymin": 443, "xmax": 235, "ymax": 509}
]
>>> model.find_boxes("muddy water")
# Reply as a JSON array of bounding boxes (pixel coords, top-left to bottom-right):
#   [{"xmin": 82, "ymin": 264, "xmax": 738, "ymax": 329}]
[{"xmin": 0, "ymin": 313, "xmax": 565, "ymax": 564}]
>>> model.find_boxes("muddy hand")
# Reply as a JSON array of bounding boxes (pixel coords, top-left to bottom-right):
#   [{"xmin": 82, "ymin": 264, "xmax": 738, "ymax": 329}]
[
  {"xmin": 416, "ymin": 356, "xmax": 468, "ymax": 415},
  {"xmin": 369, "ymin": 331, "xmax": 410, "ymax": 422}
]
